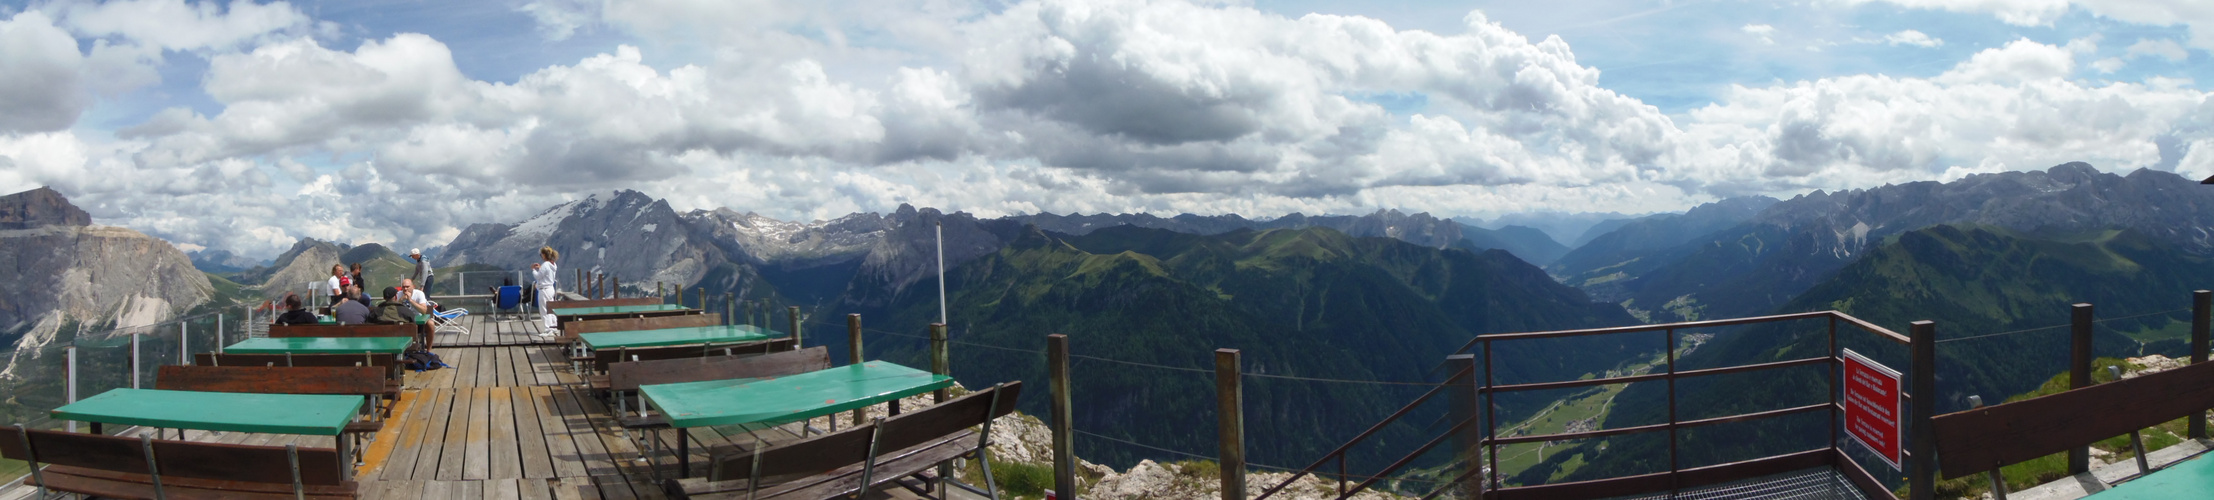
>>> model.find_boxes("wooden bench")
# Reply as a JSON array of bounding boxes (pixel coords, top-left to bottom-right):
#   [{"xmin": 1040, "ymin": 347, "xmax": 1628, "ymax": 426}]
[
  {"xmin": 1, "ymin": 425, "xmax": 358, "ymax": 499},
  {"xmin": 1932, "ymin": 357, "xmax": 2214, "ymax": 482},
  {"xmin": 196, "ymin": 352, "xmax": 404, "ymax": 405},
  {"xmin": 156, "ymin": 365, "xmax": 391, "ymax": 434},
  {"xmin": 597, "ymin": 347, "xmax": 831, "ymax": 417},
  {"xmin": 549, "ymin": 297, "xmax": 665, "ymax": 309},
  {"xmin": 661, "ymin": 382, "xmax": 1022, "ymax": 499},
  {"xmin": 574, "ymin": 338, "xmax": 795, "ymax": 375}
]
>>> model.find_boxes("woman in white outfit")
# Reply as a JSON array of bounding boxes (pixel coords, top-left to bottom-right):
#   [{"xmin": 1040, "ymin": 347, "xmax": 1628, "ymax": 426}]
[{"xmin": 531, "ymin": 246, "xmax": 560, "ymax": 335}]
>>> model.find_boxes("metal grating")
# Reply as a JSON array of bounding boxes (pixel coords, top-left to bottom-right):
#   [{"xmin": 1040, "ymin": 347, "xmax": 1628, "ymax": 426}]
[{"xmin": 1606, "ymin": 467, "xmax": 1874, "ymax": 500}]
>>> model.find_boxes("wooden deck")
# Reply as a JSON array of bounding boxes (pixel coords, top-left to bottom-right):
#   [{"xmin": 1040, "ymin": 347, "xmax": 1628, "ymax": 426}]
[{"xmin": 2, "ymin": 313, "xmax": 968, "ymax": 500}]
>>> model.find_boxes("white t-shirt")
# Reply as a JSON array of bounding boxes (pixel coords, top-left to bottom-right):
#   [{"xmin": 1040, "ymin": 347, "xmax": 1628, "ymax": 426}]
[
  {"xmin": 327, "ymin": 276, "xmax": 342, "ymax": 295},
  {"xmin": 408, "ymin": 289, "xmax": 431, "ymax": 307}
]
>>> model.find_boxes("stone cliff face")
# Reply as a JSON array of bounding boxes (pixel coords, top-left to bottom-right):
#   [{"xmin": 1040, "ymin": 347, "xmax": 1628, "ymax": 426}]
[
  {"xmin": 253, "ymin": 238, "xmax": 347, "ymax": 300},
  {"xmin": 0, "ymin": 187, "xmax": 91, "ymax": 230},
  {"xmin": 435, "ymin": 191, "xmax": 729, "ymax": 290},
  {"xmin": 0, "ymin": 188, "xmax": 212, "ymax": 382}
]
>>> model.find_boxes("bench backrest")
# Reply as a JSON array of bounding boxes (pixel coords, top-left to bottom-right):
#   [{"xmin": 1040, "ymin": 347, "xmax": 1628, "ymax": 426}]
[
  {"xmin": 549, "ymin": 297, "xmax": 663, "ymax": 309},
  {"xmin": 0, "ymin": 427, "xmax": 347, "ymax": 486},
  {"xmin": 589, "ymin": 338, "xmax": 795, "ymax": 373},
  {"xmin": 197, "ymin": 352, "xmax": 397, "ymax": 374},
  {"xmin": 708, "ymin": 381, "xmax": 1023, "ymax": 482},
  {"xmin": 268, "ymin": 323, "xmax": 415, "ymax": 338},
  {"xmin": 156, "ymin": 365, "xmax": 385, "ymax": 395},
  {"xmin": 609, "ymin": 347, "xmax": 830, "ymax": 391},
  {"xmin": 1932, "ymin": 358, "xmax": 2214, "ymax": 478},
  {"xmin": 565, "ymin": 313, "xmax": 723, "ymax": 336}
]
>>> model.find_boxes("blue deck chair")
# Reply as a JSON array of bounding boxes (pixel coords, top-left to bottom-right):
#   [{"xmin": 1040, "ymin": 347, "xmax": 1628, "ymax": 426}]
[
  {"xmin": 495, "ymin": 285, "xmax": 525, "ymax": 321},
  {"xmin": 432, "ymin": 307, "xmax": 470, "ymax": 335}
]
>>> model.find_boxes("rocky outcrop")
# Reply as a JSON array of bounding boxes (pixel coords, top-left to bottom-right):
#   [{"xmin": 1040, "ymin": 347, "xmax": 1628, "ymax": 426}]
[
  {"xmin": 0, "ymin": 187, "xmax": 91, "ymax": 230},
  {"xmin": 435, "ymin": 191, "xmax": 730, "ymax": 290},
  {"xmin": 0, "ymin": 189, "xmax": 213, "ymax": 381},
  {"xmin": 252, "ymin": 238, "xmax": 348, "ymax": 300}
]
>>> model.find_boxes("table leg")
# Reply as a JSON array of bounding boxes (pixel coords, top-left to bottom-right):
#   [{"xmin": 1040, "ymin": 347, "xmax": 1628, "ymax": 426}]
[
  {"xmin": 339, "ymin": 431, "xmax": 356, "ymax": 477},
  {"xmin": 678, "ymin": 428, "xmax": 690, "ymax": 479},
  {"xmin": 889, "ymin": 399, "xmax": 901, "ymax": 416},
  {"xmin": 89, "ymin": 422, "xmax": 101, "ymax": 435}
]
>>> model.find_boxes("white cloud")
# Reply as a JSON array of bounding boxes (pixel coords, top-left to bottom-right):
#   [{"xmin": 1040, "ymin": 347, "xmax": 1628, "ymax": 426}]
[
  {"xmin": 1743, "ymin": 23, "xmax": 1777, "ymax": 44},
  {"xmin": 1884, "ymin": 29, "xmax": 1944, "ymax": 47},
  {"xmin": 2092, "ymin": 56, "xmax": 2126, "ymax": 72},
  {"xmin": 55, "ymin": 0, "xmax": 309, "ymax": 51},
  {"xmin": 5, "ymin": 0, "xmax": 2214, "ymax": 259},
  {"xmin": 517, "ymin": 0, "xmax": 597, "ymax": 41},
  {"xmin": 0, "ymin": 12, "xmax": 90, "ymax": 133},
  {"xmin": 1858, "ymin": 0, "xmax": 2214, "ymax": 51},
  {"xmin": 2126, "ymin": 38, "xmax": 2190, "ymax": 61}
]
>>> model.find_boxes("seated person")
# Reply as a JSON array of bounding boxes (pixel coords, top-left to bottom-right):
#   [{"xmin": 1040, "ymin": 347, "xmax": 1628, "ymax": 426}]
[
  {"xmin": 332, "ymin": 286, "xmax": 373, "ymax": 325},
  {"xmin": 273, "ymin": 293, "xmax": 318, "ymax": 325},
  {"xmin": 400, "ymin": 279, "xmax": 437, "ymax": 313},
  {"xmin": 372, "ymin": 286, "xmax": 419, "ymax": 325}
]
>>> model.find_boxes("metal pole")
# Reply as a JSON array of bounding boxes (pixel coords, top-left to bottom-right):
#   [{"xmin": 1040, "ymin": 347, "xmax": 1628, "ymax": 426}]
[
  {"xmin": 66, "ymin": 345, "xmax": 78, "ymax": 433},
  {"xmin": 1666, "ymin": 328, "xmax": 1679, "ymax": 493},
  {"xmin": 181, "ymin": 322, "xmax": 189, "ymax": 366},
  {"xmin": 1447, "ymin": 354, "xmax": 1481, "ymax": 498},
  {"xmin": 132, "ymin": 333, "xmax": 141, "ymax": 389},
  {"xmin": 1216, "ymin": 348, "xmax": 1245, "ymax": 500},
  {"xmin": 790, "ymin": 306, "xmax": 804, "ymax": 350},
  {"xmin": 850, "ymin": 314, "xmax": 865, "ymax": 427},
  {"xmin": 2194, "ymin": 290, "xmax": 2211, "ymax": 440},
  {"xmin": 1047, "ymin": 334, "xmax": 1076, "ymax": 500},
  {"xmin": 217, "ymin": 313, "xmax": 225, "ymax": 354},
  {"xmin": 2069, "ymin": 303, "xmax": 2094, "ymax": 475},
  {"xmin": 1909, "ymin": 321, "xmax": 1937, "ymax": 500},
  {"xmin": 936, "ymin": 222, "xmax": 947, "ymax": 325}
]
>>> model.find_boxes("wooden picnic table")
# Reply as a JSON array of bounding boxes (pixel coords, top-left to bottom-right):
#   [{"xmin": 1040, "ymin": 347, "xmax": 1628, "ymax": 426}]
[
  {"xmin": 51, "ymin": 388, "xmax": 368, "ymax": 476},
  {"xmin": 225, "ymin": 336, "xmax": 412, "ymax": 355},
  {"xmin": 579, "ymin": 325, "xmax": 775, "ymax": 350},
  {"xmin": 637, "ymin": 361, "xmax": 954, "ymax": 478}
]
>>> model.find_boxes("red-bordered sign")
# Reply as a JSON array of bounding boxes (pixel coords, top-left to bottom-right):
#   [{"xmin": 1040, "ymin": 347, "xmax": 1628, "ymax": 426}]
[{"xmin": 1843, "ymin": 348, "xmax": 1903, "ymax": 469}]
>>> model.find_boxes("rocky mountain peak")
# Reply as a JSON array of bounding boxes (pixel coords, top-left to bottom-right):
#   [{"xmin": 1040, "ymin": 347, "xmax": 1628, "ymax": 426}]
[{"xmin": 0, "ymin": 187, "xmax": 92, "ymax": 230}]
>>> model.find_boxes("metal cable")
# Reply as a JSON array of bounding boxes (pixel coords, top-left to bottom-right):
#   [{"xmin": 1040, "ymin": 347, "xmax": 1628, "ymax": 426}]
[
  {"xmin": 1933, "ymin": 323, "xmax": 2069, "ymax": 344},
  {"xmin": 2090, "ymin": 307, "xmax": 2193, "ymax": 324}
]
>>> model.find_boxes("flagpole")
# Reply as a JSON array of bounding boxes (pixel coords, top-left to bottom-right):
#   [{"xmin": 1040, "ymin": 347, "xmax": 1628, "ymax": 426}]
[{"xmin": 936, "ymin": 221, "xmax": 947, "ymax": 325}]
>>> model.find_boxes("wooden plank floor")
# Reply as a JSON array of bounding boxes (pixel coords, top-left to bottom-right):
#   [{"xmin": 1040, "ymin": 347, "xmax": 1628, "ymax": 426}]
[{"xmin": 0, "ymin": 313, "xmax": 978, "ymax": 500}]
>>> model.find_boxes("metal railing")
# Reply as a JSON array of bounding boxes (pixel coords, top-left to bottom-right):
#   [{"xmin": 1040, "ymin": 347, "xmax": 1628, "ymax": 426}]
[{"xmin": 1257, "ymin": 310, "xmax": 1923, "ymax": 500}]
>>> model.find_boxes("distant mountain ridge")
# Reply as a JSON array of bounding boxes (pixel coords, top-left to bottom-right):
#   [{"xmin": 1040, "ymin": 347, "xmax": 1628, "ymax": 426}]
[
  {"xmin": 1558, "ymin": 163, "xmax": 2214, "ymax": 323},
  {"xmin": 0, "ymin": 188, "xmax": 213, "ymax": 383}
]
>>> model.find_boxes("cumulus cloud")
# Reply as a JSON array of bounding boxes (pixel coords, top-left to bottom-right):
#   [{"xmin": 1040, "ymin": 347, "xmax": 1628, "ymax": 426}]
[
  {"xmin": 54, "ymin": 0, "xmax": 309, "ymax": 51},
  {"xmin": 3, "ymin": 0, "xmax": 2213, "ymax": 259},
  {"xmin": 2126, "ymin": 38, "xmax": 2190, "ymax": 61},
  {"xmin": 1742, "ymin": 23, "xmax": 1777, "ymax": 44},
  {"xmin": 0, "ymin": 12, "xmax": 91, "ymax": 133},
  {"xmin": 1859, "ymin": 0, "xmax": 2214, "ymax": 51},
  {"xmin": 1884, "ymin": 29, "xmax": 1944, "ymax": 47}
]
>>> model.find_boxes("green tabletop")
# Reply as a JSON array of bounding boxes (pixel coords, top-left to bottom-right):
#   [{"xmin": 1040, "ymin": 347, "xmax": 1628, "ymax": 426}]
[
  {"xmin": 2091, "ymin": 453, "xmax": 2214, "ymax": 499},
  {"xmin": 580, "ymin": 325, "xmax": 776, "ymax": 350},
  {"xmin": 53, "ymin": 388, "xmax": 363, "ymax": 436},
  {"xmin": 641, "ymin": 362, "xmax": 954, "ymax": 428},
  {"xmin": 313, "ymin": 315, "xmax": 423, "ymax": 325},
  {"xmin": 226, "ymin": 336, "xmax": 412, "ymax": 354},
  {"xmin": 552, "ymin": 304, "xmax": 689, "ymax": 315}
]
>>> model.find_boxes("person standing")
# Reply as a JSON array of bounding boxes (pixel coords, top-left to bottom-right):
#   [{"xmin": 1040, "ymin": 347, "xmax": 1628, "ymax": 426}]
[
  {"xmin": 350, "ymin": 262, "xmax": 368, "ymax": 294},
  {"xmin": 410, "ymin": 248, "xmax": 433, "ymax": 292},
  {"xmin": 531, "ymin": 247, "xmax": 560, "ymax": 336}
]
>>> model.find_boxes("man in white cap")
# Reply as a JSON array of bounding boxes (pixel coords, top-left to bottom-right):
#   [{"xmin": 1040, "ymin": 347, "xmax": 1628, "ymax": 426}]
[{"xmin": 410, "ymin": 248, "xmax": 432, "ymax": 292}]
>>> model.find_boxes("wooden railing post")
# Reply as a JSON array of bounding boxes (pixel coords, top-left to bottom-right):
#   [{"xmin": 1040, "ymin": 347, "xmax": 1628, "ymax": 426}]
[
  {"xmin": 1047, "ymin": 334, "xmax": 1076, "ymax": 499},
  {"xmin": 1910, "ymin": 320, "xmax": 1936, "ymax": 500},
  {"xmin": 2194, "ymin": 290, "xmax": 2211, "ymax": 440},
  {"xmin": 674, "ymin": 286, "xmax": 683, "ymax": 310},
  {"xmin": 929, "ymin": 323, "xmax": 949, "ymax": 403},
  {"xmin": 2070, "ymin": 303, "xmax": 2094, "ymax": 475},
  {"xmin": 1446, "ymin": 353, "xmax": 1482, "ymax": 498},
  {"xmin": 1216, "ymin": 348, "xmax": 1245, "ymax": 500},
  {"xmin": 612, "ymin": 276, "xmax": 620, "ymax": 298},
  {"xmin": 790, "ymin": 306, "xmax": 805, "ymax": 351},
  {"xmin": 849, "ymin": 314, "xmax": 865, "ymax": 427},
  {"xmin": 696, "ymin": 287, "xmax": 704, "ymax": 310},
  {"xmin": 726, "ymin": 294, "xmax": 735, "ymax": 327}
]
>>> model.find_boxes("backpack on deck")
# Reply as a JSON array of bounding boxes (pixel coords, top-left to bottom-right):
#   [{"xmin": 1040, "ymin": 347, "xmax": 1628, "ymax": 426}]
[{"xmin": 403, "ymin": 344, "xmax": 451, "ymax": 372}]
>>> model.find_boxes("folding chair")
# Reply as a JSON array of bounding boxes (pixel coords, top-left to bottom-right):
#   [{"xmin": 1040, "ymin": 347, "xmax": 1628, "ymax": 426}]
[
  {"xmin": 494, "ymin": 285, "xmax": 525, "ymax": 322},
  {"xmin": 432, "ymin": 308, "xmax": 471, "ymax": 335}
]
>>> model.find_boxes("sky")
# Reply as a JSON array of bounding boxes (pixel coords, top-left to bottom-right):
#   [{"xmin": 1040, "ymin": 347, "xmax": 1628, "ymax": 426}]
[{"xmin": 0, "ymin": 0, "xmax": 2210, "ymax": 258}]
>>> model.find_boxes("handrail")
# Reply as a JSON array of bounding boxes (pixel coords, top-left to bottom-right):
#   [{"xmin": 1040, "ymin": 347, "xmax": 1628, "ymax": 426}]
[
  {"xmin": 1277, "ymin": 310, "xmax": 1917, "ymax": 500},
  {"xmin": 1252, "ymin": 365, "xmax": 1472, "ymax": 499}
]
